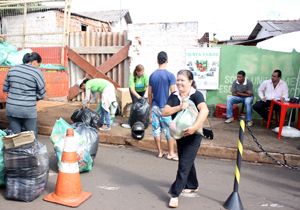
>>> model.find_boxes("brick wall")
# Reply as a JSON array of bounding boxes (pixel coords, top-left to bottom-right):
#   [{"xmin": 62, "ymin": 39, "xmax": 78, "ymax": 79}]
[
  {"xmin": 1, "ymin": 10, "xmax": 110, "ymax": 48},
  {"xmin": 128, "ymin": 22, "xmax": 198, "ymax": 76}
]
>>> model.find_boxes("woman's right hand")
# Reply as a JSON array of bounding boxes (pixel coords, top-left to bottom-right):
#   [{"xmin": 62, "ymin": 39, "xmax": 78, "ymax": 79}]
[{"xmin": 180, "ymin": 102, "xmax": 189, "ymax": 110}]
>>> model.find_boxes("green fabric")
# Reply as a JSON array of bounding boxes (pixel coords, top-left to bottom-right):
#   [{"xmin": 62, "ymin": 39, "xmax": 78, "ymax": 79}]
[
  {"xmin": 85, "ymin": 79, "xmax": 110, "ymax": 93},
  {"xmin": 0, "ymin": 129, "xmax": 7, "ymax": 186},
  {"xmin": 50, "ymin": 118, "xmax": 93, "ymax": 172},
  {"xmin": 129, "ymin": 72, "xmax": 149, "ymax": 92}
]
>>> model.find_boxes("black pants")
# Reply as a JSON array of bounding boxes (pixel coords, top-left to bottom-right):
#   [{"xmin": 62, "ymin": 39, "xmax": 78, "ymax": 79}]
[
  {"xmin": 129, "ymin": 88, "xmax": 145, "ymax": 104},
  {"xmin": 7, "ymin": 116, "xmax": 38, "ymax": 140},
  {"xmin": 253, "ymin": 100, "xmax": 281, "ymax": 120},
  {"xmin": 169, "ymin": 134, "xmax": 202, "ymax": 197}
]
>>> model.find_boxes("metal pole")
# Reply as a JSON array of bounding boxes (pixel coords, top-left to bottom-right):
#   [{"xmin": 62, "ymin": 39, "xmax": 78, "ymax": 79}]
[
  {"xmin": 22, "ymin": 3, "xmax": 27, "ymax": 49},
  {"xmin": 223, "ymin": 116, "xmax": 245, "ymax": 210}
]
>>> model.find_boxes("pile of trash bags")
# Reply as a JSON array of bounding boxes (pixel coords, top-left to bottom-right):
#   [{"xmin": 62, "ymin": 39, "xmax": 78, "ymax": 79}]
[
  {"xmin": 0, "ymin": 42, "xmax": 32, "ymax": 66},
  {"xmin": 50, "ymin": 118, "xmax": 95, "ymax": 172},
  {"xmin": 169, "ymin": 97, "xmax": 203, "ymax": 140},
  {"xmin": 71, "ymin": 108, "xmax": 100, "ymax": 129},
  {"xmin": 0, "ymin": 41, "xmax": 66, "ymax": 69},
  {"xmin": 0, "ymin": 129, "xmax": 49, "ymax": 202}
]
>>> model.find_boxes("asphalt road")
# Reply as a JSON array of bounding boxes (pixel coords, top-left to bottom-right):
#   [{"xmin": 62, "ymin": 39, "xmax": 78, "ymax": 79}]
[{"xmin": 0, "ymin": 135, "xmax": 299, "ymax": 210}]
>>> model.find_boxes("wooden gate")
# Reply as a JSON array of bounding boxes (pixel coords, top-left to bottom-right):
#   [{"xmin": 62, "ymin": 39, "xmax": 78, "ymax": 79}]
[{"xmin": 68, "ymin": 31, "xmax": 130, "ymax": 101}]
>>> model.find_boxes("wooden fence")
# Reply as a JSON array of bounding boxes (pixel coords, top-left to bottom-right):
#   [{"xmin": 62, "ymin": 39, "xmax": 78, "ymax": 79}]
[{"xmin": 68, "ymin": 31, "xmax": 130, "ymax": 101}]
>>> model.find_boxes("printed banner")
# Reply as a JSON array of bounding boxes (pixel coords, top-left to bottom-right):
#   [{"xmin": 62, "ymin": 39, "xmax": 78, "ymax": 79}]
[{"xmin": 186, "ymin": 48, "xmax": 220, "ymax": 90}]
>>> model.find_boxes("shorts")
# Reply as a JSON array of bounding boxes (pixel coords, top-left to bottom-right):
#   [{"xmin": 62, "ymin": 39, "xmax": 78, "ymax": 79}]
[{"xmin": 152, "ymin": 106, "xmax": 173, "ymax": 139}]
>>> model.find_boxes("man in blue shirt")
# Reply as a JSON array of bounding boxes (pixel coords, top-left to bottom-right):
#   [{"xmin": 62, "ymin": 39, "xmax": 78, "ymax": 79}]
[{"xmin": 148, "ymin": 51, "xmax": 178, "ymax": 161}]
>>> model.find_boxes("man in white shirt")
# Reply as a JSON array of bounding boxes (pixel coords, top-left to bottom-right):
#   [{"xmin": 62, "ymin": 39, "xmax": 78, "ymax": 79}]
[{"xmin": 253, "ymin": 70, "xmax": 289, "ymax": 121}]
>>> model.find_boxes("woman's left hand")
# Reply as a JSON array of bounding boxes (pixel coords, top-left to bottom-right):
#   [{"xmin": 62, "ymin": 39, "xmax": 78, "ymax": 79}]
[{"xmin": 183, "ymin": 126, "xmax": 197, "ymax": 137}]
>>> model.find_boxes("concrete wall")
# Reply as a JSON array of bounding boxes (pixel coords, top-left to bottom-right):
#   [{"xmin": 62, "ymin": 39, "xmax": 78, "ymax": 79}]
[
  {"xmin": 111, "ymin": 18, "xmax": 128, "ymax": 32},
  {"xmin": 127, "ymin": 22, "xmax": 198, "ymax": 77},
  {"xmin": 2, "ymin": 11, "xmax": 63, "ymax": 47}
]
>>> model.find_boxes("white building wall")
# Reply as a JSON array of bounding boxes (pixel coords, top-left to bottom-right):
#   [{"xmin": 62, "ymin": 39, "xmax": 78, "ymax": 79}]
[
  {"xmin": 2, "ymin": 11, "xmax": 63, "ymax": 47},
  {"xmin": 256, "ymin": 28, "xmax": 272, "ymax": 39},
  {"xmin": 111, "ymin": 18, "xmax": 128, "ymax": 32},
  {"xmin": 127, "ymin": 22, "xmax": 198, "ymax": 77}
]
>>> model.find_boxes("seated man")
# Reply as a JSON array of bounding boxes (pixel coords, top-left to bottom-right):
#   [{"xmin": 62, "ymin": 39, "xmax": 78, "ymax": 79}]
[
  {"xmin": 253, "ymin": 70, "xmax": 288, "ymax": 121},
  {"xmin": 225, "ymin": 70, "xmax": 254, "ymax": 126}
]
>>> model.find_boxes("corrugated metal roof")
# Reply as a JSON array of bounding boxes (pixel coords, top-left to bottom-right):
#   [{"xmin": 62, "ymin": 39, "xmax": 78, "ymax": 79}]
[
  {"xmin": 72, "ymin": 9, "xmax": 132, "ymax": 24},
  {"xmin": 248, "ymin": 20, "xmax": 300, "ymax": 40},
  {"xmin": 230, "ymin": 35, "xmax": 249, "ymax": 40}
]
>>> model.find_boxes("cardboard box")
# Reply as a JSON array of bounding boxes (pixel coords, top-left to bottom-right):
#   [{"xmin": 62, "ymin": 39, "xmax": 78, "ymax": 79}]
[
  {"xmin": 2, "ymin": 131, "xmax": 35, "ymax": 149},
  {"xmin": 123, "ymin": 102, "xmax": 133, "ymax": 117},
  {"xmin": 116, "ymin": 88, "xmax": 132, "ymax": 116}
]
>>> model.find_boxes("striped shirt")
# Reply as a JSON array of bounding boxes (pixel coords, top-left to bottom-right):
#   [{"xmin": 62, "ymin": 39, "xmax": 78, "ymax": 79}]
[{"xmin": 3, "ymin": 63, "xmax": 46, "ymax": 118}]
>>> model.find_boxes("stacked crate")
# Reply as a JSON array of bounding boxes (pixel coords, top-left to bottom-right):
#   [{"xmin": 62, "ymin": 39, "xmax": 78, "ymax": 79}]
[{"xmin": 216, "ymin": 104, "xmax": 239, "ymax": 120}]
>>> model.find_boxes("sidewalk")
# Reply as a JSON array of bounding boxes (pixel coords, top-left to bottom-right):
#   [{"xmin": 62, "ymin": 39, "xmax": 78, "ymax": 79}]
[{"xmin": 0, "ymin": 100, "xmax": 299, "ymax": 167}]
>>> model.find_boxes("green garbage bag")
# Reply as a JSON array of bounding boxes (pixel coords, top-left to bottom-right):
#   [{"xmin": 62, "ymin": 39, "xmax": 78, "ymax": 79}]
[
  {"xmin": 3, "ymin": 49, "xmax": 32, "ymax": 66},
  {"xmin": 0, "ymin": 129, "xmax": 7, "ymax": 186},
  {"xmin": 169, "ymin": 97, "xmax": 203, "ymax": 140},
  {"xmin": 39, "ymin": 63, "xmax": 66, "ymax": 70},
  {"xmin": 50, "ymin": 118, "xmax": 93, "ymax": 172},
  {"xmin": 97, "ymin": 100, "xmax": 118, "ymax": 125},
  {"xmin": 0, "ymin": 50, "xmax": 8, "ymax": 65},
  {"xmin": 0, "ymin": 42, "xmax": 17, "ymax": 54}
]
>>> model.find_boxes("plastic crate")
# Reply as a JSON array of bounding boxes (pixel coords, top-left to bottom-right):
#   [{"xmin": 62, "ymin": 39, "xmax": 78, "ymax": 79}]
[
  {"xmin": 216, "ymin": 104, "xmax": 239, "ymax": 119},
  {"xmin": 207, "ymin": 104, "xmax": 215, "ymax": 118}
]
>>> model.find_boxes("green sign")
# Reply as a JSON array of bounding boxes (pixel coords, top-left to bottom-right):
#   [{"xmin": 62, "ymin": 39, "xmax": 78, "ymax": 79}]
[{"xmin": 206, "ymin": 45, "xmax": 300, "ymax": 118}]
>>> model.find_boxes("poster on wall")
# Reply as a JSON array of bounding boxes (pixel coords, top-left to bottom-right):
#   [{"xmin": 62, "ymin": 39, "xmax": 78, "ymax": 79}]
[{"xmin": 186, "ymin": 48, "xmax": 220, "ymax": 90}]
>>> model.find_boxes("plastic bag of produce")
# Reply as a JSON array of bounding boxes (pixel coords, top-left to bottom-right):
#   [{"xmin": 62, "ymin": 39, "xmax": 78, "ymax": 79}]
[
  {"xmin": 169, "ymin": 97, "xmax": 203, "ymax": 140},
  {"xmin": 71, "ymin": 122, "xmax": 99, "ymax": 160},
  {"xmin": 50, "ymin": 118, "xmax": 93, "ymax": 172}
]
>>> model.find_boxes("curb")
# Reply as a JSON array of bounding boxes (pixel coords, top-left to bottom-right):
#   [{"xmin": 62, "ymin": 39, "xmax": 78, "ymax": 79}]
[{"xmin": 0, "ymin": 120, "xmax": 299, "ymax": 167}]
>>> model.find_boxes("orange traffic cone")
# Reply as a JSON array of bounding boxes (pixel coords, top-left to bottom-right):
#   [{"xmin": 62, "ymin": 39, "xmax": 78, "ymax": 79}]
[{"xmin": 44, "ymin": 128, "xmax": 92, "ymax": 207}]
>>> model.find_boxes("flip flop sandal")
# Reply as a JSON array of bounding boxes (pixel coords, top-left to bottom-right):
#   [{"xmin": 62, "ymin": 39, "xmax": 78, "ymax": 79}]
[
  {"xmin": 169, "ymin": 197, "xmax": 178, "ymax": 208},
  {"xmin": 167, "ymin": 156, "xmax": 179, "ymax": 161},
  {"xmin": 182, "ymin": 188, "xmax": 199, "ymax": 193}
]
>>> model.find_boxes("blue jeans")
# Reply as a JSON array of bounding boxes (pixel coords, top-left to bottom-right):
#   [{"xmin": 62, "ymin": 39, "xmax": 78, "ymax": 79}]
[
  {"xmin": 100, "ymin": 105, "xmax": 111, "ymax": 128},
  {"xmin": 226, "ymin": 96, "xmax": 254, "ymax": 121},
  {"xmin": 7, "ymin": 116, "xmax": 38, "ymax": 140}
]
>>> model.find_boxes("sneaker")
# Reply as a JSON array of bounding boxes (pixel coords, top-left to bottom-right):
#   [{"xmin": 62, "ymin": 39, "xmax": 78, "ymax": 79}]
[
  {"xmin": 225, "ymin": 117, "xmax": 234, "ymax": 124},
  {"xmin": 247, "ymin": 120, "xmax": 253, "ymax": 127},
  {"xmin": 99, "ymin": 125, "xmax": 111, "ymax": 131}
]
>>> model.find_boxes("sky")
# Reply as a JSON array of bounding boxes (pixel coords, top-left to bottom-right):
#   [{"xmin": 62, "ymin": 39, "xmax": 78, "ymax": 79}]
[{"xmin": 68, "ymin": 0, "xmax": 300, "ymax": 40}]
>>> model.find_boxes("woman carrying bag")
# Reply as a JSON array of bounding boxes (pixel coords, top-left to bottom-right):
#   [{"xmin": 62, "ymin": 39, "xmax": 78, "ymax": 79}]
[{"xmin": 162, "ymin": 69, "xmax": 209, "ymax": 208}]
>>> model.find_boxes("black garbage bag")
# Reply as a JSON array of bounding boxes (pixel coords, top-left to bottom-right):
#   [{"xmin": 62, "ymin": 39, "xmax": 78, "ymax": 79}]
[
  {"xmin": 129, "ymin": 97, "xmax": 150, "ymax": 129},
  {"xmin": 2, "ymin": 129, "xmax": 14, "ymax": 136},
  {"xmin": 71, "ymin": 108, "xmax": 100, "ymax": 129},
  {"xmin": 3, "ymin": 140, "xmax": 49, "ymax": 202},
  {"xmin": 71, "ymin": 122, "xmax": 99, "ymax": 160}
]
